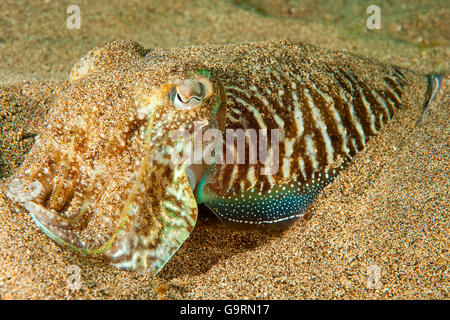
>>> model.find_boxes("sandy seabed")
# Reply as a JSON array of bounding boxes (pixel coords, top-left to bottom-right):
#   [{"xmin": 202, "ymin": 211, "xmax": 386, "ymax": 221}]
[{"xmin": 0, "ymin": 0, "xmax": 448, "ymax": 299}]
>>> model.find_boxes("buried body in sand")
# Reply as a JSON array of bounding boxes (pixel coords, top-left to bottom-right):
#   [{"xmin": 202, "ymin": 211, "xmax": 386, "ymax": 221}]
[
  {"xmin": 0, "ymin": 38, "xmax": 450, "ymax": 299},
  {"xmin": 2, "ymin": 39, "xmax": 442, "ymax": 273}
]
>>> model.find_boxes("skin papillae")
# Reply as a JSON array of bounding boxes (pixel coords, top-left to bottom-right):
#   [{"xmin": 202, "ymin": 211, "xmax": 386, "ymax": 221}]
[{"xmin": 4, "ymin": 40, "xmax": 438, "ymax": 273}]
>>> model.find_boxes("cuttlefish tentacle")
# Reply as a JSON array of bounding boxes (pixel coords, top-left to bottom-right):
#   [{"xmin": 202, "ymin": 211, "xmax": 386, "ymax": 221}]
[
  {"xmin": 10, "ymin": 137, "xmax": 89, "ymax": 230},
  {"xmin": 7, "ymin": 103, "xmax": 198, "ymax": 270},
  {"xmin": 104, "ymin": 162, "xmax": 198, "ymax": 271},
  {"xmin": 7, "ymin": 178, "xmax": 43, "ymax": 203}
]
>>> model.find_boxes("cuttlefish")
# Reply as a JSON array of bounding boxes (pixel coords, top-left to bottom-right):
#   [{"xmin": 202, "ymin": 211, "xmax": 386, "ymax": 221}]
[{"xmin": 5, "ymin": 40, "xmax": 440, "ymax": 273}]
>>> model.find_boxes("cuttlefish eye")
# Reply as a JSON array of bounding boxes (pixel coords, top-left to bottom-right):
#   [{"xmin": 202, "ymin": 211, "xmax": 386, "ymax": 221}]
[{"xmin": 168, "ymin": 77, "xmax": 213, "ymax": 109}]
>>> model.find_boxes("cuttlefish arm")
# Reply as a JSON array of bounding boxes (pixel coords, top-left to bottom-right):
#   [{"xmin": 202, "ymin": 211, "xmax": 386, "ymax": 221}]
[
  {"xmin": 5, "ymin": 40, "xmax": 204, "ymax": 272},
  {"xmin": 7, "ymin": 162, "xmax": 197, "ymax": 272},
  {"xmin": 6, "ymin": 103, "xmax": 199, "ymax": 272}
]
